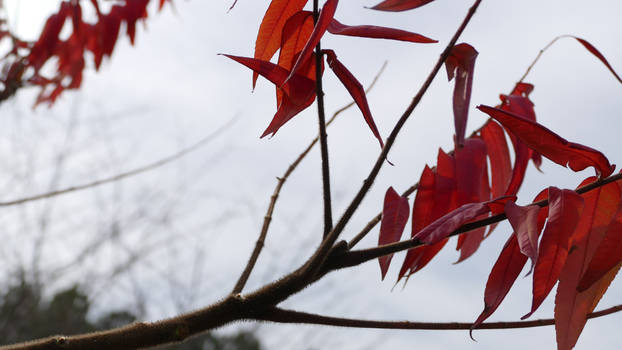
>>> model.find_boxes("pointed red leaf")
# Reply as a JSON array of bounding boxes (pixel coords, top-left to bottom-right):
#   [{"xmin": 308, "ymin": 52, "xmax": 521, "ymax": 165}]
[
  {"xmin": 523, "ymin": 187, "xmax": 584, "ymax": 320},
  {"xmin": 368, "ymin": 0, "xmax": 434, "ymax": 12},
  {"xmin": 414, "ymin": 196, "xmax": 514, "ymax": 245},
  {"xmin": 572, "ymin": 36, "xmax": 622, "ymax": 84},
  {"xmin": 555, "ymin": 178, "xmax": 622, "ymax": 350},
  {"xmin": 287, "ymin": 0, "xmax": 339, "ymax": 82},
  {"xmin": 327, "ymin": 18, "xmax": 436, "ymax": 43},
  {"xmin": 505, "ymin": 201, "xmax": 541, "ymax": 266},
  {"xmin": 221, "ymin": 54, "xmax": 316, "ymax": 136},
  {"xmin": 378, "ymin": 187, "xmax": 410, "ymax": 280},
  {"xmin": 324, "ymin": 49, "xmax": 383, "ymax": 148},
  {"xmin": 578, "ymin": 203, "xmax": 622, "ymax": 292},
  {"xmin": 472, "ymin": 234, "xmax": 527, "ymax": 331},
  {"xmin": 472, "ymin": 191, "xmax": 549, "ymax": 331},
  {"xmin": 479, "ymin": 105, "xmax": 615, "ymax": 178},
  {"xmin": 446, "ymin": 43, "xmax": 478, "ymax": 147},
  {"xmin": 253, "ymin": 0, "xmax": 309, "ymax": 87}
]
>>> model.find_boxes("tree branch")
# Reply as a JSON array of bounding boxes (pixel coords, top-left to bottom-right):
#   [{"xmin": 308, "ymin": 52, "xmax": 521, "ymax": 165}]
[
  {"xmin": 231, "ymin": 63, "xmax": 387, "ymax": 294},
  {"xmin": 258, "ymin": 304, "xmax": 622, "ymax": 330},
  {"xmin": 0, "ymin": 115, "xmax": 239, "ymax": 207},
  {"xmin": 313, "ymin": 0, "xmax": 333, "ymax": 239}
]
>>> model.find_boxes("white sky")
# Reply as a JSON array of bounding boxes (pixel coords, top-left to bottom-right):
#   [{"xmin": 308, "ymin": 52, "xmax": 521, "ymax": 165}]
[{"xmin": 2, "ymin": 0, "xmax": 622, "ymax": 349}]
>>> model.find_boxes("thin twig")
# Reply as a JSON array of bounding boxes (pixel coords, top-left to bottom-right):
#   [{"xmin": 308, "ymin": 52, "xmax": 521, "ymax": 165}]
[
  {"xmin": 300, "ymin": 0, "xmax": 483, "ymax": 281},
  {"xmin": 0, "ymin": 115, "xmax": 239, "ymax": 207},
  {"xmin": 517, "ymin": 35, "xmax": 567, "ymax": 84},
  {"xmin": 258, "ymin": 304, "xmax": 622, "ymax": 330},
  {"xmin": 231, "ymin": 63, "xmax": 387, "ymax": 294},
  {"xmin": 313, "ymin": 0, "xmax": 333, "ymax": 239}
]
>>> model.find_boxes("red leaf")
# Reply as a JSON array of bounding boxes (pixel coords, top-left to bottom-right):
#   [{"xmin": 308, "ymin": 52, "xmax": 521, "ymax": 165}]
[
  {"xmin": 578, "ymin": 204, "xmax": 622, "ymax": 292},
  {"xmin": 399, "ymin": 150, "xmax": 458, "ymax": 279},
  {"xmin": 253, "ymin": 0, "xmax": 309, "ymax": 87},
  {"xmin": 472, "ymin": 234, "xmax": 527, "ymax": 331},
  {"xmin": 378, "ymin": 187, "xmax": 410, "ymax": 280},
  {"xmin": 368, "ymin": 0, "xmax": 435, "ymax": 12},
  {"xmin": 29, "ymin": 12, "xmax": 68, "ymax": 70},
  {"xmin": 277, "ymin": 11, "xmax": 315, "ymax": 106},
  {"xmin": 499, "ymin": 94, "xmax": 537, "ymax": 196},
  {"xmin": 454, "ymin": 138, "xmax": 488, "ymax": 262},
  {"xmin": 523, "ymin": 187, "xmax": 584, "ymax": 320},
  {"xmin": 324, "ymin": 49, "xmax": 383, "ymax": 148},
  {"xmin": 123, "ymin": 0, "xmax": 149, "ymax": 45},
  {"xmin": 326, "ymin": 18, "xmax": 436, "ymax": 43},
  {"xmin": 555, "ymin": 178, "xmax": 622, "ymax": 350},
  {"xmin": 221, "ymin": 54, "xmax": 316, "ymax": 136},
  {"xmin": 505, "ymin": 201, "xmax": 541, "ymax": 266},
  {"xmin": 480, "ymin": 120, "xmax": 511, "ymax": 200},
  {"xmin": 479, "ymin": 105, "xmax": 616, "ymax": 178},
  {"xmin": 446, "ymin": 43, "xmax": 478, "ymax": 147},
  {"xmin": 572, "ymin": 36, "xmax": 622, "ymax": 84},
  {"xmin": 414, "ymin": 196, "xmax": 514, "ymax": 245},
  {"xmin": 287, "ymin": 0, "xmax": 338, "ymax": 82},
  {"xmin": 472, "ymin": 191, "xmax": 548, "ymax": 331}
]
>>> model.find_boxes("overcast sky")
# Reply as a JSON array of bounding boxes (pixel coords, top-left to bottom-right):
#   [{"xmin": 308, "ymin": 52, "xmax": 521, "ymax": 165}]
[{"xmin": 2, "ymin": 1, "xmax": 622, "ymax": 349}]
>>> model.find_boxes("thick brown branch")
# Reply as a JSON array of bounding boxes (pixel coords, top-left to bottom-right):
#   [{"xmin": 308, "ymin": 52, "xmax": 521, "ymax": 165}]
[{"xmin": 258, "ymin": 304, "xmax": 622, "ymax": 330}]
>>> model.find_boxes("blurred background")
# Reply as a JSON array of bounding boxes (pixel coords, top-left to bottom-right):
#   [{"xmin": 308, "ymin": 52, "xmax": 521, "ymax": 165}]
[{"xmin": 0, "ymin": 0, "xmax": 621, "ymax": 349}]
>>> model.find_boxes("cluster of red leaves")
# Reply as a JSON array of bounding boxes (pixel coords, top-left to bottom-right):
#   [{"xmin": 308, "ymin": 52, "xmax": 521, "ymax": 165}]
[
  {"xmin": 377, "ymin": 40, "xmax": 621, "ymax": 350},
  {"xmin": 223, "ymin": 0, "xmax": 436, "ymax": 141},
  {"xmin": 0, "ymin": 0, "xmax": 169, "ymax": 105}
]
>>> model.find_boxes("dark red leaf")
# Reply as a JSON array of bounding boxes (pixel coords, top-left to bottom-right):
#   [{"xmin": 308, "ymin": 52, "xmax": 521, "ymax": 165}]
[
  {"xmin": 368, "ymin": 0, "xmax": 435, "ymax": 12},
  {"xmin": 523, "ymin": 187, "xmax": 584, "ymax": 320},
  {"xmin": 445, "ymin": 43, "xmax": 478, "ymax": 147},
  {"xmin": 123, "ymin": 0, "xmax": 149, "ymax": 45},
  {"xmin": 324, "ymin": 49, "xmax": 383, "ymax": 148},
  {"xmin": 480, "ymin": 120, "xmax": 511, "ymax": 200},
  {"xmin": 287, "ymin": 0, "xmax": 338, "ymax": 82},
  {"xmin": 572, "ymin": 36, "xmax": 622, "ymax": 84},
  {"xmin": 378, "ymin": 187, "xmax": 410, "ymax": 280},
  {"xmin": 253, "ymin": 0, "xmax": 309, "ymax": 87},
  {"xmin": 479, "ymin": 105, "xmax": 616, "ymax": 178},
  {"xmin": 454, "ymin": 138, "xmax": 488, "ymax": 262},
  {"xmin": 414, "ymin": 196, "xmax": 514, "ymax": 245},
  {"xmin": 555, "ymin": 178, "xmax": 622, "ymax": 350},
  {"xmin": 327, "ymin": 18, "xmax": 436, "ymax": 43}
]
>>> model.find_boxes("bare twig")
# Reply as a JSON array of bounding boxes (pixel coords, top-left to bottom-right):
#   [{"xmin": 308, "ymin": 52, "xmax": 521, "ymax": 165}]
[
  {"xmin": 517, "ymin": 35, "xmax": 567, "ymax": 84},
  {"xmin": 258, "ymin": 304, "xmax": 622, "ymax": 330},
  {"xmin": 0, "ymin": 115, "xmax": 239, "ymax": 207},
  {"xmin": 231, "ymin": 63, "xmax": 387, "ymax": 294}
]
